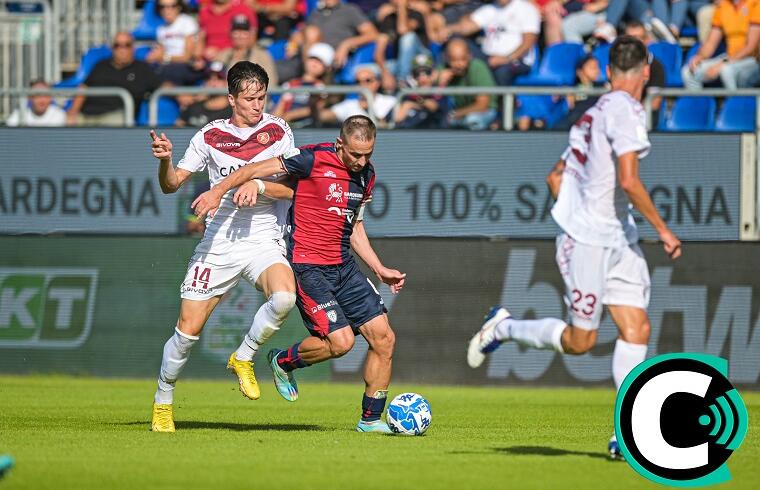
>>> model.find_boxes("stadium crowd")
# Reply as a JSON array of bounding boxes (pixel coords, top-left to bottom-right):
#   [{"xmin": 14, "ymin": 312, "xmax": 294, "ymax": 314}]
[{"xmin": 4, "ymin": 0, "xmax": 759, "ymax": 130}]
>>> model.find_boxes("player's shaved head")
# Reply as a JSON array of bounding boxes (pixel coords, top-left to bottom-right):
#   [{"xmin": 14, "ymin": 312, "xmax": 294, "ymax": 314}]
[
  {"xmin": 609, "ymin": 35, "xmax": 648, "ymax": 76},
  {"xmin": 340, "ymin": 115, "xmax": 376, "ymax": 142},
  {"xmin": 227, "ymin": 61, "xmax": 269, "ymax": 97}
]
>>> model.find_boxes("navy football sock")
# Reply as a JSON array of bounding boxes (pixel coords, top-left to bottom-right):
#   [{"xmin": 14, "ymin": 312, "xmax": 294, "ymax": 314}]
[
  {"xmin": 276, "ymin": 343, "xmax": 308, "ymax": 372},
  {"xmin": 361, "ymin": 391, "xmax": 388, "ymax": 422}
]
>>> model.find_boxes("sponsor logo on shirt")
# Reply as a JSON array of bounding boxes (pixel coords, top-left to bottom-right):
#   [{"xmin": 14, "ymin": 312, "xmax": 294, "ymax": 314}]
[
  {"xmin": 216, "ymin": 142, "xmax": 241, "ymax": 148},
  {"xmin": 324, "ymin": 171, "xmax": 337, "ymax": 178},
  {"xmin": 326, "ymin": 183, "xmax": 344, "ymax": 203}
]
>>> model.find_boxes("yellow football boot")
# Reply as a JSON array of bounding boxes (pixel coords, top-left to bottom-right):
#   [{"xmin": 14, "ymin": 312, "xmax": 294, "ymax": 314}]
[
  {"xmin": 151, "ymin": 403, "xmax": 175, "ymax": 433},
  {"xmin": 227, "ymin": 352, "xmax": 260, "ymax": 400}
]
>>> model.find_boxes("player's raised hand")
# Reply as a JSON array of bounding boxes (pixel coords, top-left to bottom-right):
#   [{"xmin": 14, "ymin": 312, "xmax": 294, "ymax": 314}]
[
  {"xmin": 233, "ymin": 181, "xmax": 260, "ymax": 207},
  {"xmin": 192, "ymin": 188, "xmax": 222, "ymax": 218},
  {"xmin": 150, "ymin": 130, "xmax": 172, "ymax": 160},
  {"xmin": 377, "ymin": 267, "xmax": 407, "ymax": 294},
  {"xmin": 660, "ymin": 228, "xmax": 682, "ymax": 260}
]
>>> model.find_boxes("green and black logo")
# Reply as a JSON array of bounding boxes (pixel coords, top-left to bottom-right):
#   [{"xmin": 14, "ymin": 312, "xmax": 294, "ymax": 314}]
[
  {"xmin": 0, "ymin": 268, "xmax": 98, "ymax": 348},
  {"xmin": 615, "ymin": 353, "xmax": 748, "ymax": 486}
]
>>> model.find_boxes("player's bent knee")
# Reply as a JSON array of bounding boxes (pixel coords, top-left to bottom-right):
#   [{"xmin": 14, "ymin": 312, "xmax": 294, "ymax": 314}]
[
  {"xmin": 328, "ymin": 329, "xmax": 355, "ymax": 357},
  {"xmin": 620, "ymin": 320, "xmax": 651, "ymax": 344},
  {"xmin": 270, "ymin": 291, "xmax": 296, "ymax": 319}
]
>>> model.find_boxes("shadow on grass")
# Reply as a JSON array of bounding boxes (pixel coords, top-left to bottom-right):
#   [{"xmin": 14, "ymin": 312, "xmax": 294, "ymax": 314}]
[
  {"xmin": 117, "ymin": 421, "xmax": 322, "ymax": 432},
  {"xmin": 494, "ymin": 446, "xmax": 610, "ymax": 460},
  {"xmin": 448, "ymin": 445, "xmax": 612, "ymax": 461}
]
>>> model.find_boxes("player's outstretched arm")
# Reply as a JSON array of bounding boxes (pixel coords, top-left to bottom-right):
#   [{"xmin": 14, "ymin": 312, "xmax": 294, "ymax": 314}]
[
  {"xmin": 233, "ymin": 178, "xmax": 296, "ymax": 207},
  {"xmin": 546, "ymin": 159, "xmax": 565, "ymax": 200},
  {"xmin": 350, "ymin": 221, "xmax": 406, "ymax": 294},
  {"xmin": 151, "ymin": 130, "xmax": 192, "ymax": 194},
  {"xmin": 192, "ymin": 156, "xmax": 286, "ymax": 217},
  {"xmin": 618, "ymin": 152, "xmax": 682, "ymax": 260}
]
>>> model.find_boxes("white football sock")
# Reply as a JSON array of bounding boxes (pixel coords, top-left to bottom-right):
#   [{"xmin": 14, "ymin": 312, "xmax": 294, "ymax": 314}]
[
  {"xmin": 612, "ymin": 338, "xmax": 647, "ymax": 390},
  {"xmin": 235, "ymin": 292, "xmax": 295, "ymax": 362},
  {"xmin": 154, "ymin": 328, "xmax": 199, "ymax": 405},
  {"xmin": 495, "ymin": 317, "xmax": 566, "ymax": 352}
]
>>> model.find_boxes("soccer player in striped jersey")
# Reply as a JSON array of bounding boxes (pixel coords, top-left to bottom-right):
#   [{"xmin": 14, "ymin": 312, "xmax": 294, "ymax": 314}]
[{"xmin": 192, "ymin": 116, "xmax": 406, "ymax": 433}]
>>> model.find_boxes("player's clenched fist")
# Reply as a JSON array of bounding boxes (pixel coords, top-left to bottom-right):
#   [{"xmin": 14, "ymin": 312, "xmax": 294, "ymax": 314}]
[
  {"xmin": 377, "ymin": 267, "xmax": 407, "ymax": 294},
  {"xmin": 150, "ymin": 129, "xmax": 172, "ymax": 160},
  {"xmin": 192, "ymin": 188, "xmax": 222, "ymax": 218}
]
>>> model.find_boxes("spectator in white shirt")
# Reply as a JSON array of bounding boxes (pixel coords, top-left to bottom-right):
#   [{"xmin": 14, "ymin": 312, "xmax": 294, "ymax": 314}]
[
  {"xmin": 320, "ymin": 64, "xmax": 397, "ymax": 126},
  {"xmin": 5, "ymin": 80, "xmax": 66, "ymax": 127},
  {"xmin": 146, "ymin": 0, "xmax": 202, "ymax": 86},
  {"xmin": 447, "ymin": 0, "xmax": 540, "ymax": 85}
]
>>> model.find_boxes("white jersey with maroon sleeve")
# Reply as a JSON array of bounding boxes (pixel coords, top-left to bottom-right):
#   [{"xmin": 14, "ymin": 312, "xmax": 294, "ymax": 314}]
[
  {"xmin": 551, "ymin": 91, "xmax": 651, "ymax": 248},
  {"xmin": 177, "ymin": 114, "xmax": 295, "ymax": 243}
]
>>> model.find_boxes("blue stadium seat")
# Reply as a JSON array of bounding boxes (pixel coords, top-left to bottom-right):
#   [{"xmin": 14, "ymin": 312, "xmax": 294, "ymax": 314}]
[
  {"xmin": 134, "ymin": 45, "xmax": 152, "ymax": 62},
  {"xmin": 267, "ymin": 39, "xmax": 288, "ymax": 61},
  {"xmin": 305, "ymin": 0, "xmax": 319, "ymax": 16},
  {"xmin": 136, "ymin": 98, "xmax": 180, "ymax": 126},
  {"xmin": 648, "ymin": 42, "xmax": 682, "ymax": 86},
  {"xmin": 514, "ymin": 43, "xmax": 586, "ymax": 86},
  {"xmin": 592, "ymin": 43, "xmax": 611, "ymax": 82},
  {"xmin": 55, "ymin": 45, "xmax": 112, "ymax": 88},
  {"xmin": 715, "ymin": 96, "xmax": 756, "ymax": 132},
  {"xmin": 516, "ymin": 95, "xmax": 568, "ymax": 128},
  {"xmin": 660, "ymin": 96, "xmax": 716, "ymax": 132},
  {"xmin": 133, "ymin": 0, "xmax": 165, "ymax": 41},
  {"xmin": 336, "ymin": 43, "xmax": 376, "ymax": 84},
  {"xmin": 680, "ymin": 26, "xmax": 698, "ymax": 38}
]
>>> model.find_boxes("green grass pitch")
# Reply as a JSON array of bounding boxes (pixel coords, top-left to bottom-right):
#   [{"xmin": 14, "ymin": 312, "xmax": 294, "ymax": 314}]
[{"xmin": 0, "ymin": 376, "xmax": 757, "ymax": 489}]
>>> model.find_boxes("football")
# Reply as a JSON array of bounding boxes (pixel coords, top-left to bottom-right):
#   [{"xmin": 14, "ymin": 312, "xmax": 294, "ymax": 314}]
[{"xmin": 386, "ymin": 393, "xmax": 432, "ymax": 436}]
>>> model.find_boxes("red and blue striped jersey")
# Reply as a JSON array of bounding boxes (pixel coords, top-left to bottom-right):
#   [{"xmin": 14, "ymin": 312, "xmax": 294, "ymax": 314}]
[{"xmin": 282, "ymin": 143, "xmax": 376, "ymax": 265}]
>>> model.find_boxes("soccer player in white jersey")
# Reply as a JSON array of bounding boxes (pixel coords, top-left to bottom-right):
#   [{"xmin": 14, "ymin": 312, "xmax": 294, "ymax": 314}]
[
  {"xmin": 466, "ymin": 36, "xmax": 682, "ymax": 458},
  {"xmin": 149, "ymin": 61, "xmax": 298, "ymax": 432}
]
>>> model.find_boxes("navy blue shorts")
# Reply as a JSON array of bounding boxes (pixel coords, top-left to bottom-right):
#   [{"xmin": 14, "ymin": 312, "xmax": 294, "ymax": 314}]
[{"xmin": 293, "ymin": 260, "xmax": 387, "ymax": 337}]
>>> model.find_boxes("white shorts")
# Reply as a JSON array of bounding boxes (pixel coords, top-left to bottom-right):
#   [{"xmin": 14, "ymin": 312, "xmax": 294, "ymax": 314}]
[
  {"xmin": 180, "ymin": 237, "xmax": 290, "ymax": 301},
  {"xmin": 555, "ymin": 233, "xmax": 651, "ymax": 330}
]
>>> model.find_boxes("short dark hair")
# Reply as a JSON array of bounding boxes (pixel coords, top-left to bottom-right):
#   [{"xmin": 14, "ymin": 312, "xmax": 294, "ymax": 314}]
[
  {"xmin": 28, "ymin": 78, "xmax": 50, "ymax": 88},
  {"xmin": 340, "ymin": 115, "xmax": 376, "ymax": 141},
  {"xmin": 154, "ymin": 0, "xmax": 185, "ymax": 16},
  {"xmin": 227, "ymin": 61, "xmax": 269, "ymax": 97},
  {"xmin": 609, "ymin": 35, "xmax": 648, "ymax": 75}
]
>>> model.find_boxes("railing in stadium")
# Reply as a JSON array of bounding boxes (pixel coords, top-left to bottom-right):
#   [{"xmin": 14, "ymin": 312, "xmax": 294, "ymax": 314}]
[
  {"xmin": 0, "ymin": 86, "xmax": 134, "ymax": 125},
  {"xmin": 0, "ymin": 0, "xmax": 55, "ymax": 116},
  {"xmin": 147, "ymin": 85, "xmax": 378, "ymax": 127},
  {"xmin": 392, "ymin": 86, "xmax": 760, "ymax": 132},
  {"xmin": 52, "ymin": 0, "xmax": 133, "ymax": 72}
]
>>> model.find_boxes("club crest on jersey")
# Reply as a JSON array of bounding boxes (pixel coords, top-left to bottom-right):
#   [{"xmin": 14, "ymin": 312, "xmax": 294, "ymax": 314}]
[
  {"xmin": 257, "ymin": 132, "xmax": 270, "ymax": 145},
  {"xmin": 326, "ymin": 183, "xmax": 344, "ymax": 203},
  {"xmin": 326, "ymin": 310, "xmax": 338, "ymax": 323}
]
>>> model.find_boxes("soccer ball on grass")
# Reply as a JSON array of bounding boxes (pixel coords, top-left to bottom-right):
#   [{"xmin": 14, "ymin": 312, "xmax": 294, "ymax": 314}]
[{"xmin": 386, "ymin": 393, "xmax": 432, "ymax": 435}]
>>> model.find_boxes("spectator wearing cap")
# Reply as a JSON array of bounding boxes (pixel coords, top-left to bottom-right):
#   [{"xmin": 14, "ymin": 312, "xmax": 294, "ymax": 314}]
[
  {"xmin": 176, "ymin": 61, "xmax": 233, "ymax": 127},
  {"xmin": 198, "ymin": 0, "xmax": 257, "ymax": 61},
  {"xmin": 320, "ymin": 63, "xmax": 397, "ymax": 125},
  {"xmin": 216, "ymin": 14, "xmax": 279, "ymax": 86},
  {"xmin": 289, "ymin": 0, "xmax": 379, "ymax": 68},
  {"xmin": 438, "ymin": 38, "xmax": 497, "ymax": 130},
  {"xmin": 67, "ymin": 32, "xmax": 164, "ymax": 126},
  {"xmin": 682, "ymin": 0, "xmax": 760, "ymax": 90},
  {"xmin": 5, "ymin": 79, "xmax": 66, "ymax": 127},
  {"xmin": 374, "ymin": 0, "xmax": 431, "ymax": 88},
  {"xmin": 248, "ymin": 0, "xmax": 306, "ymax": 40},
  {"xmin": 273, "ymin": 43, "xmax": 335, "ymax": 126},
  {"xmin": 146, "ymin": 0, "xmax": 204, "ymax": 86},
  {"xmin": 394, "ymin": 54, "xmax": 447, "ymax": 128}
]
